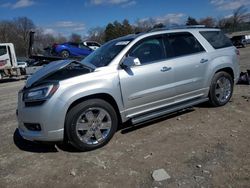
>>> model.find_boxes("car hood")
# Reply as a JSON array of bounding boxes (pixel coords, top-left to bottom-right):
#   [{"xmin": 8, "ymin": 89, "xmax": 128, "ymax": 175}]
[{"xmin": 26, "ymin": 60, "xmax": 96, "ymax": 88}]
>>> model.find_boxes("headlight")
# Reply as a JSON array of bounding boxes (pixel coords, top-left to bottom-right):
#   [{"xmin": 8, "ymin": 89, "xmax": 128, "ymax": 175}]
[{"xmin": 23, "ymin": 84, "xmax": 59, "ymax": 102}]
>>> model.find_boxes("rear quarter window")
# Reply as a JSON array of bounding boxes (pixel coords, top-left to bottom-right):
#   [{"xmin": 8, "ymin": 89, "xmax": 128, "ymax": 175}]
[{"xmin": 200, "ymin": 31, "xmax": 232, "ymax": 49}]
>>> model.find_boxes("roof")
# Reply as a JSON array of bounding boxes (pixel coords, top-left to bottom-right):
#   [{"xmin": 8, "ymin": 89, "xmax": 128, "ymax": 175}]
[{"xmin": 111, "ymin": 26, "xmax": 221, "ymax": 43}]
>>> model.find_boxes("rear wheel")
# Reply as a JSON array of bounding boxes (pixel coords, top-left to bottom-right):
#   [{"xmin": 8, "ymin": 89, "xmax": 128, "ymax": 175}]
[
  {"xmin": 60, "ymin": 50, "xmax": 70, "ymax": 58},
  {"xmin": 209, "ymin": 71, "xmax": 233, "ymax": 107},
  {"xmin": 65, "ymin": 99, "xmax": 118, "ymax": 151}
]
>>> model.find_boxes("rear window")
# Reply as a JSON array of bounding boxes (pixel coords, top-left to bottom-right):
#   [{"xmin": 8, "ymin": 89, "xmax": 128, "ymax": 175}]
[{"xmin": 200, "ymin": 31, "xmax": 232, "ymax": 49}]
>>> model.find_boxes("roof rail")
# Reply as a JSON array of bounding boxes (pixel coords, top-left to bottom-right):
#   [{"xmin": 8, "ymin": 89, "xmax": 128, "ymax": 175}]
[{"xmin": 148, "ymin": 25, "xmax": 210, "ymax": 33}]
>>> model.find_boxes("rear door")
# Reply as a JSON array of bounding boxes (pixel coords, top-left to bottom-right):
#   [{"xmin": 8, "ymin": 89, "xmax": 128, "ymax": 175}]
[
  {"xmin": 119, "ymin": 35, "xmax": 176, "ymax": 117},
  {"xmin": 164, "ymin": 32, "xmax": 209, "ymax": 101},
  {"xmin": 0, "ymin": 45, "xmax": 11, "ymax": 70}
]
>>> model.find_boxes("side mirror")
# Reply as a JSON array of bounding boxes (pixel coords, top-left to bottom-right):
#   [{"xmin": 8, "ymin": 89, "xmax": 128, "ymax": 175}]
[{"xmin": 121, "ymin": 56, "xmax": 141, "ymax": 69}]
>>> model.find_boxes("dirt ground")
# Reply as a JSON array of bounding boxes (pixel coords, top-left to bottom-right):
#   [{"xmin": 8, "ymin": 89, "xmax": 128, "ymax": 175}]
[{"xmin": 0, "ymin": 47, "xmax": 250, "ymax": 188}]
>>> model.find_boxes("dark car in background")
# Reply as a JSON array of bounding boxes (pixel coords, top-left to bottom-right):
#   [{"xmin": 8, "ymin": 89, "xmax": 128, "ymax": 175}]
[
  {"xmin": 231, "ymin": 35, "xmax": 249, "ymax": 48},
  {"xmin": 52, "ymin": 42, "xmax": 93, "ymax": 58}
]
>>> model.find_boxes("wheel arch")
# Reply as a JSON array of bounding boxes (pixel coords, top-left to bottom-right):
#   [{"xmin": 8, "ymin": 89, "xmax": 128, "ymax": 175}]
[
  {"xmin": 66, "ymin": 93, "xmax": 122, "ymax": 125},
  {"xmin": 215, "ymin": 67, "xmax": 234, "ymax": 81},
  {"xmin": 60, "ymin": 49, "xmax": 70, "ymax": 56}
]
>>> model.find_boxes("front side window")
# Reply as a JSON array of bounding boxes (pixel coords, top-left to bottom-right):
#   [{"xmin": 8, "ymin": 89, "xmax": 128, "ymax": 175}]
[
  {"xmin": 128, "ymin": 37, "xmax": 166, "ymax": 64},
  {"xmin": 0, "ymin": 46, "xmax": 7, "ymax": 56},
  {"xmin": 165, "ymin": 32, "xmax": 205, "ymax": 58},
  {"xmin": 200, "ymin": 31, "xmax": 232, "ymax": 49}
]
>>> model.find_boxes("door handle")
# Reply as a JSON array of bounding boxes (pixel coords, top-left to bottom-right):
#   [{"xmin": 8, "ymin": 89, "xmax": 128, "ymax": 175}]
[
  {"xmin": 161, "ymin": 66, "xmax": 171, "ymax": 72},
  {"xmin": 200, "ymin": 59, "xmax": 208, "ymax": 64}
]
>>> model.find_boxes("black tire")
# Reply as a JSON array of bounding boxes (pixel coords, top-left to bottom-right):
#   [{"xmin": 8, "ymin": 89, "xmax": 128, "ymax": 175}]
[
  {"xmin": 65, "ymin": 99, "xmax": 118, "ymax": 151},
  {"xmin": 209, "ymin": 71, "xmax": 233, "ymax": 107},
  {"xmin": 60, "ymin": 50, "xmax": 70, "ymax": 58}
]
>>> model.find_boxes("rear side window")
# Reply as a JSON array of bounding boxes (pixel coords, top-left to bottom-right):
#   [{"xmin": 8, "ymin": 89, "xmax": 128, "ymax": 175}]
[
  {"xmin": 165, "ymin": 32, "xmax": 205, "ymax": 58},
  {"xmin": 200, "ymin": 31, "xmax": 232, "ymax": 49}
]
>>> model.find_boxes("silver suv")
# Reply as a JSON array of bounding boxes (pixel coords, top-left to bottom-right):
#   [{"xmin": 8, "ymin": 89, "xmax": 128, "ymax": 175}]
[{"xmin": 17, "ymin": 28, "xmax": 240, "ymax": 151}]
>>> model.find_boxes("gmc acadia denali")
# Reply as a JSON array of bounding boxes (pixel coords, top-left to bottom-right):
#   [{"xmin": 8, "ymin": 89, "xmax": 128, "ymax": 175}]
[{"xmin": 17, "ymin": 28, "xmax": 240, "ymax": 151}]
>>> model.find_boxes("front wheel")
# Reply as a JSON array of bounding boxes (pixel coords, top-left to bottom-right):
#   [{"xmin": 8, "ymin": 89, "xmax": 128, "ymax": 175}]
[
  {"xmin": 60, "ymin": 50, "xmax": 70, "ymax": 58},
  {"xmin": 65, "ymin": 99, "xmax": 118, "ymax": 151},
  {"xmin": 209, "ymin": 71, "xmax": 233, "ymax": 107}
]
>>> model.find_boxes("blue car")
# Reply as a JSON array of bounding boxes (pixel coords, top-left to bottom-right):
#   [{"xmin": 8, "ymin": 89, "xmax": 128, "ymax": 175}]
[{"xmin": 52, "ymin": 42, "xmax": 93, "ymax": 58}]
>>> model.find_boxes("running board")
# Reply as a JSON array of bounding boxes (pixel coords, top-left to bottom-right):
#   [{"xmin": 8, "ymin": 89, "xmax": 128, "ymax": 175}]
[{"xmin": 131, "ymin": 98, "xmax": 209, "ymax": 125}]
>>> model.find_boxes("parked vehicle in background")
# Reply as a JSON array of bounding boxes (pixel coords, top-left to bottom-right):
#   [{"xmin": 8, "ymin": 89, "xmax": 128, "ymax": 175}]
[
  {"xmin": 52, "ymin": 42, "xmax": 93, "ymax": 58},
  {"xmin": 17, "ymin": 61, "xmax": 27, "ymax": 68},
  {"xmin": 83, "ymin": 41, "xmax": 101, "ymax": 50},
  {"xmin": 17, "ymin": 61, "xmax": 28, "ymax": 75},
  {"xmin": 17, "ymin": 27, "xmax": 240, "ymax": 151},
  {"xmin": 231, "ymin": 35, "xmax": 250, "ymax": 48},
  {"xmin": 12, "ymin": 32, "xmax": 89, "ymax": 76},
  {"xmin": 0, "ymin": 43, "xmax": 26, "ymax": 79}
]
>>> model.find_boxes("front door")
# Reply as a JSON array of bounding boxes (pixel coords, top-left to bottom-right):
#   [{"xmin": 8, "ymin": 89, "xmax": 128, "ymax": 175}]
[{"xmin": 119, "ymin": 36, "xmax": 176, "ymax": 118}]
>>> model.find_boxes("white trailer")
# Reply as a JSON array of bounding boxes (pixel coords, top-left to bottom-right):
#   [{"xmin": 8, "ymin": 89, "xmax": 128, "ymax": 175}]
[{"xmin": 0, "ymin": 43, "xmax": 23, "ymax": 79}]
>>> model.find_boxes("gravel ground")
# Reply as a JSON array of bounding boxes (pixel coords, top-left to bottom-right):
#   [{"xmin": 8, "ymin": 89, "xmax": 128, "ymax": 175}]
[{"xmin": 0, "ymin": 47, "xmax": 249, "ymax": 188}]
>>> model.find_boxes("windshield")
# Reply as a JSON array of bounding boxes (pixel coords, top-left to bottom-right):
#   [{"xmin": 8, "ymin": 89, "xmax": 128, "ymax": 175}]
[{"xmin": 81, "ymin": 38, "xmax": 132, "ymax": 67}]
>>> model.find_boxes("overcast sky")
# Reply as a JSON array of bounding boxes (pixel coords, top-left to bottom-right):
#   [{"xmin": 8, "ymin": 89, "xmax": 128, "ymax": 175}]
[{"xmin": 1, "ymin": 0, "xmax": 250, "ymax": 35}]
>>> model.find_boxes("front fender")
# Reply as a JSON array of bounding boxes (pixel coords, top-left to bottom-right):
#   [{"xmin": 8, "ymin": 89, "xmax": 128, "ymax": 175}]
[{"xmin": 56, "ymin": 72, "xmax": 124, "ymax": 122}]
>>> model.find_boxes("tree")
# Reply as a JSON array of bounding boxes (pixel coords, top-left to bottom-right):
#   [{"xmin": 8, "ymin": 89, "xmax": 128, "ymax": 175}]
[
  {"xmin": 122, "ymin": 19, "xmax": 133, "ymax": 35},
  {"xmin": 231, "ymin": 6, "xmax": 249, "ymax": 31},
  {"xmin": 14, "ymin": 17, "xmax": 36, "ymax": 56},
  {"xmin": 217, "ymin": 18, "xmax": 232, "ymax": 29},
  {"xmin": 186, "ymin": 17, "xmax": 199, "ymax": 25},
  {"xmin": 134, "ymin": 18, "xmax": 155, "ymax": 32},
  {"xmin": 105, "ymin": 23, "xmax": 116, "ymax": 41},
  {"xmin": 153, "ymin": 23, "xmax": 165, "ymax": 29},
  {"xmin": 87, "ymin": 27, "xmax": 105, "ymax": 44},
  {"xmin": 0, "ymin": 21, "xmax": 15, "ymax": 42},
  {"xmin": 104, "ymin": 20, "xmax": 134, "ymax": 42},
  {"xmin": 70, "ymin": 33, "xmax": 82, "ymax": 43},
  {"xmin": 199, "ymin": 17, "xmax": 216, "ymax": 27}
]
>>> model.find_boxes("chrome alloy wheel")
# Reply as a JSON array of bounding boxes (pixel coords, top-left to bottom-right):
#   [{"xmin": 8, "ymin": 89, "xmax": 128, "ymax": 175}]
[
  {"xmin": 75, "ymin": 107, "xmax": 112, "ymax": 145},
  {"xmin": 215, "ymin": 76, "xmax": 232, "ymax": 103}
]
